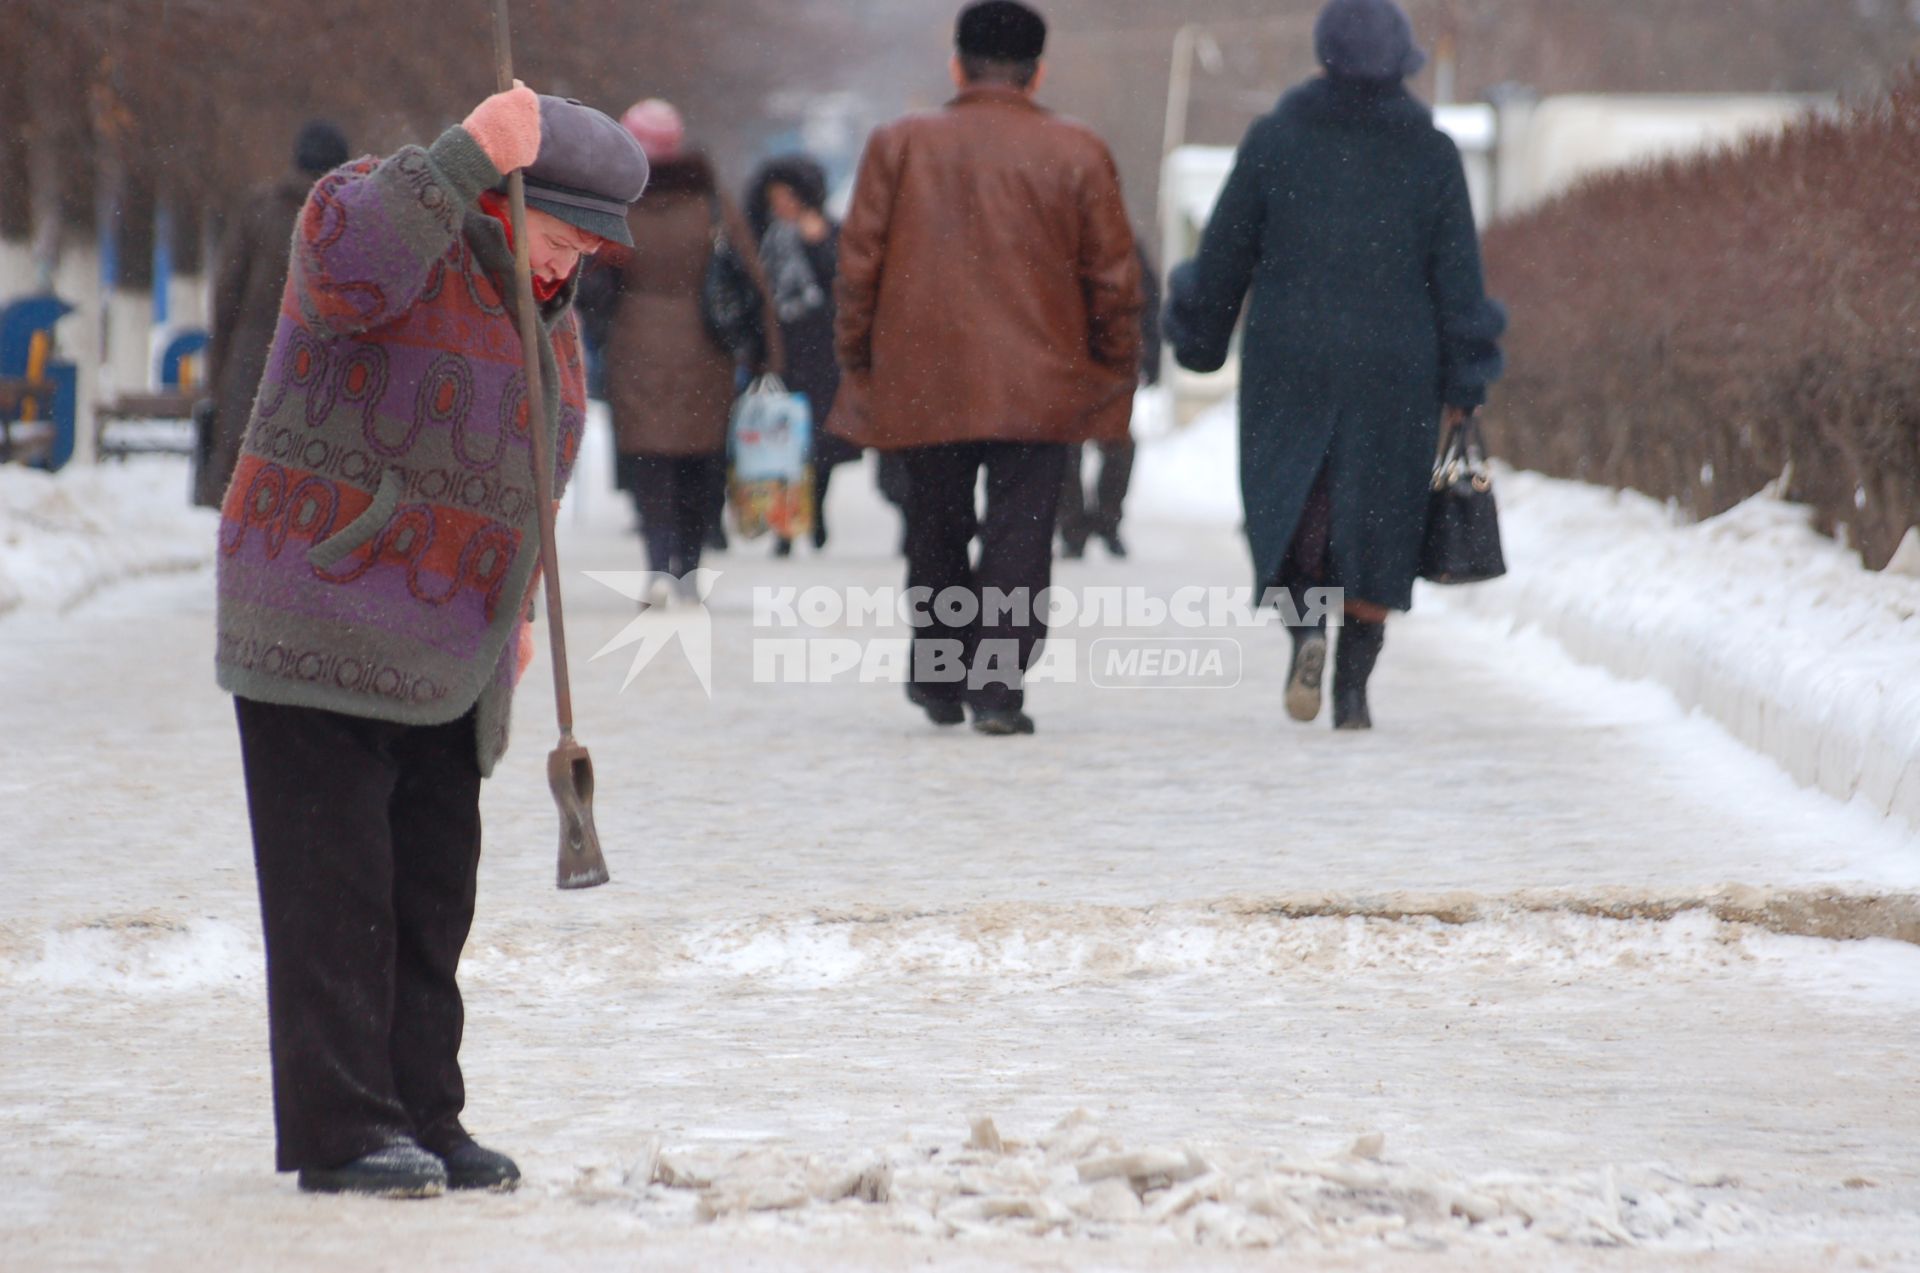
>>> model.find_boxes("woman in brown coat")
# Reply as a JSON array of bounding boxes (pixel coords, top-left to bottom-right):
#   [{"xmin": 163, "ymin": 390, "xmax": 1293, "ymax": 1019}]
[{"xmin": 597, "ymin": 100, "xmax": 780, "ymax": 598}]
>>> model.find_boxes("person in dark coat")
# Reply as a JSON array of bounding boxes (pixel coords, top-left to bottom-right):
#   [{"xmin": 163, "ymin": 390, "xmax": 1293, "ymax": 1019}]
[
  {"xmin": 199, "ymin": 120, "xmax": 349, "ymax": 508},
  {"xmin": 1059, "ymin": 240, "xmax": 1161, "ymax": 559},
  {"xmin": 745, "ymin": 155, "xmax": 860, "ymax": 556},
  {"xmin": 595, "ymin": 100, "xmax": 781, "ymax": 602},
  {"xmin": 1169, "ymin": 0, "xmax": 1504, "ymax": 730}
]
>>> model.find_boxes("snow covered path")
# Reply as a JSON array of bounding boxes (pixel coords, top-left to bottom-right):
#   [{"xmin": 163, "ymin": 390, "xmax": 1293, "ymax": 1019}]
[{"xmin": 3, "ymin": 451, "xmax": 1918, "ymax": 1269}]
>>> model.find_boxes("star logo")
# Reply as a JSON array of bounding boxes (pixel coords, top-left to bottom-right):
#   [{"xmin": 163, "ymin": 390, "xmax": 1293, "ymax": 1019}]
[{"xmin": 582, "ymin": 570, "xmax": 719, "ymax": 697}]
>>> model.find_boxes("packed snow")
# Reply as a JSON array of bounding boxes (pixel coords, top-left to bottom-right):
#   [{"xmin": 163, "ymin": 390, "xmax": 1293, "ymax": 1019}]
[
  {"xmin": 1132, "ymin": 396, "xmax": 1920, "ymax": 828},
  {"xmin": 3, "ymin": 414, "xmax": 1918, "ymax": 1269}
]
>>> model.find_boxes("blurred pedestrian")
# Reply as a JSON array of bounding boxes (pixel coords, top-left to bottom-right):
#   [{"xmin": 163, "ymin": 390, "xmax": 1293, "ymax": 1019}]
[
  {"xmin": 216, "ymin": 88, "xmax": 649, "ymax": 1195},
  {"xmin": 1168, "ymin": 0, "xmax": 1505, "ymax": 729},
  {"xmin": 1058, "ymin": 241, "xmax": 1161, "ymax": 560},
  {"xmin": 745, "ymin": 155, "xmax": 858, "ymax": 556},
  {"xmin": 198, "ymin": 120, "xmax": 349, "ymax": 508},
  {"xmin": 596, "ymin": 100, "xmax": 781, "ymax": 601},
  {"xmin": 832, "ymin": 0, "xmax": 1142, "ymax": 735}
]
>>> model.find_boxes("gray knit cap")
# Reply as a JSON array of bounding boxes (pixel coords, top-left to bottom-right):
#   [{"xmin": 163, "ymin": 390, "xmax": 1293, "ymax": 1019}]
[
  {"xmin": 1314, "ymin": 0, "xmax": 1428, "ymax": 83},
  {"xmin": 519, "ymin": 96, "xmax": 650, "ymax": 247}
]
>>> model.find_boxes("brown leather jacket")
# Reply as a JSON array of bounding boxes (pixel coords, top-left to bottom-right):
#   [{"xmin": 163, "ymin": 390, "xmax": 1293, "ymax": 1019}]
[{"xmin": 829, "ymin": 86, "xmax": 1143, "ymax": 450}]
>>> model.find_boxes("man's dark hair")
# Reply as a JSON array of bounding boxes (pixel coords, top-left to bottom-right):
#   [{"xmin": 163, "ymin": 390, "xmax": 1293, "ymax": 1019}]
[
  {"xmin": 293, "ymin": 121, "xmax": 350, "ymax": 176},
  {"xmin": 957, "ymin": 54, "xmax": 1039, "ymax": 88}
]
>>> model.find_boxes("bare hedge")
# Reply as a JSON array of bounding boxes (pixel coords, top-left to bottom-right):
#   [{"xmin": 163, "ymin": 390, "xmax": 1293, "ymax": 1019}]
[{"xmin": 1480, "ymin": 76, "xmax": 1920, "ymax": 569}]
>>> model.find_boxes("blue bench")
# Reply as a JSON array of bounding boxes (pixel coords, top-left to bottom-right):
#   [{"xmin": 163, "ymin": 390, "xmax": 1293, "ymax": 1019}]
[{"xmin": 0, "ymin": 294, "xmax": 78, "ymax": 471}]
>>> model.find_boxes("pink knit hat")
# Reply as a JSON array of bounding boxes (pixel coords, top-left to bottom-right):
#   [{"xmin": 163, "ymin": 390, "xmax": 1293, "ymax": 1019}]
[{"xmin": 621, "ymin": 99, "xmax": 685, "ymax": 162}]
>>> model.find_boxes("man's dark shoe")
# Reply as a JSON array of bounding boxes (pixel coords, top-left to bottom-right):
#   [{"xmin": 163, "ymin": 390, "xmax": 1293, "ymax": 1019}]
[
  {"xmin": 1098, "ymin": 530, "xmax": 1128, "ymax": 559},
  {"xmin": 971, "ymin": 706, "xmax": 1036, "ymax": 736},
  {"xmin": 1059, "ymin": 535, "xmax": 1086, "ymax": 560},
  {"xmin": 297, "ymin": 1142, "xmax": 446, "ymax": 1198},
  {"xmin": 438, "ymin": 1139, "xmax": 521, "ymax": 1192},
  {"xmin": 704, "ymin": 524, "xmax": 729, "ymax": 553},
  {"xmin": 772, "ymin": 536, "xmax": 793, "ymax": 558},
  {"xmin": 908, "ymin": 684, "xmax": 965, "ymax": 726}
]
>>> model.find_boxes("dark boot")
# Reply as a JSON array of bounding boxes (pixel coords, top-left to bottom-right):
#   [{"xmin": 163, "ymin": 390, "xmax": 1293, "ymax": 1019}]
[
  {"xmin": 1332, "ymin": 619, "xmax": 1385, "ymax": 731},
  {"xmin": 1285, "ymin": 624, "xmax": 1328, "ymax": 723},
  {"xmin": 297, "ymin": 1141, "xmax": 447, "ymax": 1198},
  {"xmin": 436, "ymin": 1139, "xmax": 521, "ymax": 1192}
]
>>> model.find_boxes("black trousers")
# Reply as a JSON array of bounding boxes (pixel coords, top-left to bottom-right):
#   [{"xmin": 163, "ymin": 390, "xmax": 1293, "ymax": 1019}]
[
  {"xmin": 1058, "ymin": 439, "xmax": 1136, "ymax": 542},
  {"xmin": 618, "ymin": 451, "xmax": 727, "ymax": 577},
  {"xmin": 234, "ymin": 697, "xmax": 483, "ymax": 1172},
  {"xmin": 899, "ymin": 441, "xmax": 1067, "ymax": 712}
]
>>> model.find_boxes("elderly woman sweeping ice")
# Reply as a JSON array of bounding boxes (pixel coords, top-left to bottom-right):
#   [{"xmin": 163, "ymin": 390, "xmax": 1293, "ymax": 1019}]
[
  {"xmin": 214, "ymin": 85, "xmax": 648, "ymax": 1197},
  {"xmin": 1169, "ymin": 0, "xmax": 1506, "ymax": 730}
]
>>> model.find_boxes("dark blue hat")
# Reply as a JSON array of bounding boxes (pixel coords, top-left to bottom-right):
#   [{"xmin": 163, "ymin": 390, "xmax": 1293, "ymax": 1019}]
[
  {"xmin": 1314, "ymin": 0, "xmax": 1428, "ymax": 83},
  {"xmin": 956, "ymin": 0, "xmax": 1048, "ymax": 62}
]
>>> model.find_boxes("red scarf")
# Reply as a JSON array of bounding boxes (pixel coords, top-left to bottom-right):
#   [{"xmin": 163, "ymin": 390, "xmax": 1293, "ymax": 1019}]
[{"xmin": 479, "ymin": 191, "xmax": 568, "ymax": 303}]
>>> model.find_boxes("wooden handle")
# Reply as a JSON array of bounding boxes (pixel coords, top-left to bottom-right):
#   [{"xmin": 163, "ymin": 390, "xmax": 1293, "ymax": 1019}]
[{"xmin": 489, "ymin": 0, "xmax": 577, "ymax": 736}]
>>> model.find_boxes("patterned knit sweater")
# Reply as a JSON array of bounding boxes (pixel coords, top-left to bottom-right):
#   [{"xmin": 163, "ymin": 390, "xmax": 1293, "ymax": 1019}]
[{"xmin": 215, "ymin": 126, "xmax": 587, "ymax": 777}]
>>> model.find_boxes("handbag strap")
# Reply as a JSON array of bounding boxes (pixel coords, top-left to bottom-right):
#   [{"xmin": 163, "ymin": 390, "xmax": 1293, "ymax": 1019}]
[{"xmin": 1434, "ymin": 413, "xmax": 1494, "ymax": 490}]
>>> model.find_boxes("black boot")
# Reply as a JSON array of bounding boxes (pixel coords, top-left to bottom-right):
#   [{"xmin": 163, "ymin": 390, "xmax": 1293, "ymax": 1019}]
[
  {"xmin": 437, "ymin": 1139, "xmax": 522, "ymax": 1192},
  {"xmin": 297, "ymin": 1141, "xmax": 447, "ymax": 1198},
  {"xmin": 1285, "ymin": 625, "xmax": 1327, "ymax": 723},
  {"xmin": 1281, "ymin": 586, "xmax": 1328, "ymax": 723},
  {"xmin": 1332, "ymin": 619, "xmax": 1385, "ymax": 731}
]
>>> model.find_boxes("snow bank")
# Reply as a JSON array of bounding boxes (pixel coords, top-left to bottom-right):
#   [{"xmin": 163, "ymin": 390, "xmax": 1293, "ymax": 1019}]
[
  {"xmin": 1128, "ymin": 402, "xmax": 1920, "ymax": 828},
  {"xmin": 1437, "ymin": 471, "xmax": 1920, "ymax": 830},
  {"xmin": 0, "ymin": 459, "xmax": 214, "ymax": 617}
]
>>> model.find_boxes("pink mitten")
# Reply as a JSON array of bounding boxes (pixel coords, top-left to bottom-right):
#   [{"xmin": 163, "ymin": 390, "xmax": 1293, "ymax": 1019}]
[{"xmin": 463, "ymin": 83, "xmax": 541, "ymax": 174}]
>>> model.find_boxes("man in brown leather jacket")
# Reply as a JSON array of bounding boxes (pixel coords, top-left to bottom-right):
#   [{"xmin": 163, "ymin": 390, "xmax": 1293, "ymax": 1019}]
[{"xmin": 830, "ymin": 0, "xmax": 1143, "ymax": 736}]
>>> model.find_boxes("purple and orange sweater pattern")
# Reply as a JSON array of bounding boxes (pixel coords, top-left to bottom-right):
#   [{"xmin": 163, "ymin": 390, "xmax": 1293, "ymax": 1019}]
[{"xmin": 215, "ymin": 126, "xmax": 587, "ymax": 776}]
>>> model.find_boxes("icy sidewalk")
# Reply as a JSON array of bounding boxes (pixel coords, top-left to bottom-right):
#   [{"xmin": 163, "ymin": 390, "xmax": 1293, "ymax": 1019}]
[
  {"xmin": 3, "ymin": 444, "xmax": 1919, "ymax": 1268},
  {"xmin": 1132, "ymin": 399, "xmax": 1920, "ymax": 829}
]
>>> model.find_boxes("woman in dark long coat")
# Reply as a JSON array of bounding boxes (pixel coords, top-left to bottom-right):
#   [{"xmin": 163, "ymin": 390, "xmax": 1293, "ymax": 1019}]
[
  {"xmin": 745, "ymin": 155, "xmax": 861, "ymax": 555},
  {"xmin": 1169, "ymin": 0, "xmax": 1504, "ymax": 729}
]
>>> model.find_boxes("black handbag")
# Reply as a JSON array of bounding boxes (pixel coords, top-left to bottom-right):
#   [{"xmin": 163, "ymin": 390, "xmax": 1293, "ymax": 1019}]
[
  {"xmin": 699, "ymin": 198, "xmax": 765, "ymax": 361},
  {"xmin": 1418, "ymin": 415, "xmax": 1507, "ymax": 584}
]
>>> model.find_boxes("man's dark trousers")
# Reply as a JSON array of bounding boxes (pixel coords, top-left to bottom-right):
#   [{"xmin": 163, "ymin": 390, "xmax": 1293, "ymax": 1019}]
[
  {"xmin": 1058, "ymin": 439, "xmax": 1136, "ymax": 546},
  {"xmin": 234, "ymin": 697, "xmax": 483, "ymax": 1172},
  {"xmin": 898, "ymin": 440, "xmax": 1068, "ymax": 713}
]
